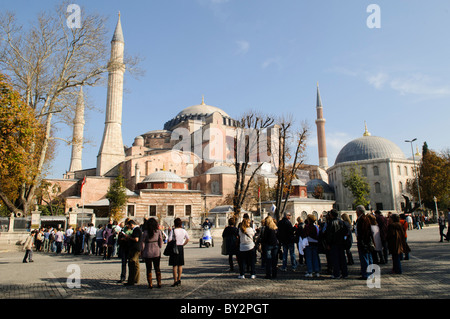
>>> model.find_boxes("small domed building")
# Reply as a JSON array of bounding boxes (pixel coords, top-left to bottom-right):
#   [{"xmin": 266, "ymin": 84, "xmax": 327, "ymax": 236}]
[{"xmin": 327, "ymin": 125, "xmax": 417, "ymax": 216}]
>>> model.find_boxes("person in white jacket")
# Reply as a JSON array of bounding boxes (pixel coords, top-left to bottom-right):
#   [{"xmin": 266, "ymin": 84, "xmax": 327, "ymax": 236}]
[{"xmin": 22, "ymin": 230, "xmax": 35, "ymax": 263}]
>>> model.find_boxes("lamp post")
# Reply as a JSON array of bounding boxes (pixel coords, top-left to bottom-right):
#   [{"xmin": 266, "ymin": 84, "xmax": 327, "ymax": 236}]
[{"xmin": 405, "ymin": 138, "xmax": 422, "ymax": 210}]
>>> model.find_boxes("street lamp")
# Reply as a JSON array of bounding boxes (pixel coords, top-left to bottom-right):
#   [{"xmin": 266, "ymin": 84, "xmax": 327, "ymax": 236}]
[
  {"xmin": 405, "ymin": 138, "xmax": 422, "ymax": 210},
  {"xmin": 433, "ymin": 196, "xmax": 439, "ymax": 221}
]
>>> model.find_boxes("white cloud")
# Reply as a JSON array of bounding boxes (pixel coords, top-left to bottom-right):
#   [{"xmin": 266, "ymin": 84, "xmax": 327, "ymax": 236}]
[
  {"xmin": 235, "ymin": 40, "xmax": 250, "ymax": 55},
  {"xmin": 367, "ymin": 72, "xmax": 389, "ymax": 89},
  {"xmin": 389, "ymin": 73, "xmax": 450, "ymax": 96},
  {"xmin": 261, "ymin": 57, "xmax": 281, "ymax": 70}
]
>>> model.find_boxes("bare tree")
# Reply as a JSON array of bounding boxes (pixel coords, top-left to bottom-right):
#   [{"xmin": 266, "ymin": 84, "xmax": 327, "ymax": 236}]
[
  {"xmin": 231, "ymin": 111, "xmax": 274, "ymax": 218},
  {"xmin": 0, "ymin": 3, "xmax": 111, "ymax": 215},
  {"xmin": 272, "ymin": 116, "xmax": 308, "ymax": 221}
]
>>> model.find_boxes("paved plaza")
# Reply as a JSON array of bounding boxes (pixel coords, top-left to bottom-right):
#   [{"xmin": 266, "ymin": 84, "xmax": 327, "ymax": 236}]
[{"xmin": 0, "ymin": 224, "xmax": 449, "ymax": 301}]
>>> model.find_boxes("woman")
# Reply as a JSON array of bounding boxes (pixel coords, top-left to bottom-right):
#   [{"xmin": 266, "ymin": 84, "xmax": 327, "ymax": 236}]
[
  {"xmin": 222, "ymin": 218, "xmax": 239, "ymax": 271},
  {"xmin": 387, "ymin": 214, "xmax": 410, "ymax": 274},
  {"xmin": 368, "ymin": 214, "xmax": 384, "ymax": 264},
  {"xmin": 141, "ymin": 218, "xmax": 163, "ymax": 289},
  {"xmin": 102, "ymin": 224, "xmax": 114, "ymax": 260},
  {"xmin": 168, "ymin": 218, "xmax": 189, "ymax": 287},
  {"xmin": 303, "ymin": 214, "xmax": 321, "ymax": 278},
  {"xmin": 261, "ymin": 216, "xmax": 278, "ymax": 279},
  {"xmin": 237, "ymin": 218, "xmax": 256, "ymax": 279},
  {"xmin": 341, "ymin": 213, "xmax": 354, "ymax": 265}
]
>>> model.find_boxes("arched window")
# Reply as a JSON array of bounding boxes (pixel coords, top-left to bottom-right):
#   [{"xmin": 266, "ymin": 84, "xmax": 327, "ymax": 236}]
[
  {"xmin": 404, "ymin": 166, "xmax": 408, "ymax": 176},
  {"xmin": 362, "ymin": 167, "xmax": 367, "ymax": 176},
  {"xmin": 399, "ymin": 182, "xmax": 403, "ymax": 193},
  {"xmin": 375, "ymin": 182, "xmax": 381, "ymax": 193},
  {"xmin": 397, "ymin": 165, "xmax": 401, "ymax": 175},
  {"xmin": 373, "ymin": 166, "xmax": 379, "ymax": 176}
]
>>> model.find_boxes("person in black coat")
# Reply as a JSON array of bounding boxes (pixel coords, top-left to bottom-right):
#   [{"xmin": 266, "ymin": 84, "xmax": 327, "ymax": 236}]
[
  {"xmin": 222, "ymin": 218, "xmax": 239, "ymax": 271},
  {"xmin": 277, "ymin": 212, "xmax": 298, "ymax": 271},
  {"xmin": 261, "ymin": 216, "xmax": 279, "ymax": 279}
]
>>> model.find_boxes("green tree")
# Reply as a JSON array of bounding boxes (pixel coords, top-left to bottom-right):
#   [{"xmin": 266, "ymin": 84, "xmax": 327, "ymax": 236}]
[
  {"xmin": 106, "ymin": 170, "xmax": 127, "ymax": 222},
  {"xmin": 343, "ymin": 164, "xmax": 370, "ymax": 208},
  {"xmin": 408, "ymin": 144, "xmax": 450, "ymax": 210},
  {"xmin": 0, "ymin": 73, "xmax": 44, "ymax": 215}
]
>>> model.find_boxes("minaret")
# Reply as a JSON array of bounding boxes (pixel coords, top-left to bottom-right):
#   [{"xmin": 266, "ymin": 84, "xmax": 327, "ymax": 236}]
[
  {"xmin": 68, "ymin": 87, "xmax": 85, "ymax": 173},
  {"xmin": 97, "ymin": 13, "xmax": 126, "ymax": 176},
  {"xmin": 315, "ymin": 82, "xmax": 328, "ymax": 169}
]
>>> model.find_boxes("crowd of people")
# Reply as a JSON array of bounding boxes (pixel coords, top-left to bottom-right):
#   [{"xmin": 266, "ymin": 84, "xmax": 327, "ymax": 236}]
[
  {"xmin": 222, "ymin": 206, "xmax": 412, "ymax": 280},
  {"xmin": 21, "ymin": 217, "xmax": 190, "ymax": 289}
]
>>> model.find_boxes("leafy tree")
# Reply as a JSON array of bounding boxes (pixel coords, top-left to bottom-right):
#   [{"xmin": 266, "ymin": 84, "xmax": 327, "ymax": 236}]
[
  {"xmin": 0, "ymin": 3, "xmax": 122, "ymax": 215},
  {"xmin": 343, "ymin": 164, "xmax": 370, "ymax": 208},
  {"xmin": 106, "ymin": 170, "xmax": 127, "ymax": 222},
  {"xmin": 408, "ymin": 144, "xmax": 450, "ymax": 210},
  {"xmin": 0, "ymin": 73, "xmax": 44, "ymax": 215}
]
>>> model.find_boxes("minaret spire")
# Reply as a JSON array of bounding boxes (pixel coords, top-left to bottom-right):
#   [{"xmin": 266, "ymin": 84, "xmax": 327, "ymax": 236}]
[
  {"xmin": 68, "ymin": 87, "xmax": 85, "ymax": 174},
  {"xmin": 97, "ymin": 13, "xmax": 126, "ymax": 176},
  {"xmin": 315, "ymin": 82, "xmax": 328, "ymax": 169}
]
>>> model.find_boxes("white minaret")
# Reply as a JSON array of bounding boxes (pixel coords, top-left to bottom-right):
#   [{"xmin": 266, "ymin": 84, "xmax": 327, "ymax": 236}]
[
  {"xmin": 68, "ymin": 87, "xmax": 85, "ymax": 173},
  {"xmin": 97, "ymin": 13, "xmax": 126, "ymax": 176},
  {"xmin": 315, "ymin": 82, "xmax": 328, "ymax": 169}
]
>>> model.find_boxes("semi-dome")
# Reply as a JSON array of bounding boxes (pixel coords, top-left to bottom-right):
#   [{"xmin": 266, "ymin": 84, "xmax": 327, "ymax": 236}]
[
  {"xmin": 204, "ymin": 166, "xmax": 235, "ymax": 175},
  {"xmin": 142, "ymin": 171, "xmax": 185, "ymax": 183},
  {"xmin": 335, "ymin": 135, "xmax": 406, "ymax": 165}
]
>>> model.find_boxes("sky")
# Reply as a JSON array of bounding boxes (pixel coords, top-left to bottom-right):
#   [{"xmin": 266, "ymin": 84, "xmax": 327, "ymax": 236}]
[{"xmin": 3, "ymin": 0, "xmax": 450, "ymax": 179}]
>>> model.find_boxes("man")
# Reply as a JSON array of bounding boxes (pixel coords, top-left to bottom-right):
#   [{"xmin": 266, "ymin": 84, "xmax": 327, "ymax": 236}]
[
  {"xmin": 324, "ymin": 209, "xmax": 348, "ymax": 279},
  {"xmin": 374, "ymin": 210, "xmax": 388, "ymax": 264},
  {"xmin": 277, "ymin": 212, "xmax": 298, "ymax": 271},
  {"xmin": 84, "ymin": 223, "xmax": 97, "ymax": 255},
  {"xmin": 124, "ymin": 219, "xmax": 142, "ymax": 286},
  {"xmin": 355, "ymin": 205, "xmax": 374, "ymax": 280},
  {"xmin": 117, "ymin": 219, "xmax": 132, "ymax": 283},
  {"xmin": 65, "ymin": 226, "xmax": 74, "ymax": 253},
  {"xmin": 446, "ymin": 208, "xmax": 450, "ymax": 242},
  {"xmin": 22, "ymin": 230, "xmax": 35, "ymax": 263}
]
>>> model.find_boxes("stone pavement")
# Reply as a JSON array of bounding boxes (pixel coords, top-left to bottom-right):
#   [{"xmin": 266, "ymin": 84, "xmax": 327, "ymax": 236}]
[{"xmin": 0, "ymin": 224, "xmax": 449, "ymax": 301}]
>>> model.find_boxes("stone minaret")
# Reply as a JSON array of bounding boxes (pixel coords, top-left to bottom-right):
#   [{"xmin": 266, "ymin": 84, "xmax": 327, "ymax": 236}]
[
  {"xmin": 315, "ymin": 83, "xmax": 328, "ymax": 169},
  {"xmin": 97, "ymin": 13, "xmax": 126, "ymax": 176},
  {"xmin": 68, "ymin": 87, "xmax": 85, "ymax": 173}
]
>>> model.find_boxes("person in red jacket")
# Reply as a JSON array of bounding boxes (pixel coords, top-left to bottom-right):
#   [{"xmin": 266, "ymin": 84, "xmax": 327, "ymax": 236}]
[{"xmin": 399, "ymin": 214, "xmax": 409, "ymax": 260}]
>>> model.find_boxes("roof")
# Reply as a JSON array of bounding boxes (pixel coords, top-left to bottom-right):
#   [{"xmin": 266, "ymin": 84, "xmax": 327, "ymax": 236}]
[
  {"xmin": 112, "ymin": 14, "xmax": 124, "ymax": 43},
  {"xmin": 204, "ymin": 166, "xmax": 235, "ymax": 175},
  {"xmin": 335, "ymin": 135, "xmax": 406, "ymax": 165},
  {"xmin": 142, "ymin": 171, "xmax": 185, "ymax": 183},
  {"xmin": 306, "ymin": 179, "xmax": 334, "ymax": 193}
]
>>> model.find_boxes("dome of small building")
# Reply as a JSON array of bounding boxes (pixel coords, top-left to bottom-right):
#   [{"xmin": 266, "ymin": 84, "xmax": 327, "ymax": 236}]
[
  {"xmin": 142, "ymin": 170, "xmax": 184, "ymax": 183},
  {"xmin": 335, "ymin": 135, "xmax": 406, "ymax": 165},
  {"xmin": 306, "ymin": 179, "xmax": 334, "ymax": 194},
  {"xmin": 204, "ymin": 166, "xmax": 235, "ymax": 175}
]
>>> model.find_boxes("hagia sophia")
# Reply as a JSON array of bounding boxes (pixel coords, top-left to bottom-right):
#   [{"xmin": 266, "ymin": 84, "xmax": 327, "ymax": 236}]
[{"xmin": 46, "ymin": 15, "xmax": 420, "ymax": 229}]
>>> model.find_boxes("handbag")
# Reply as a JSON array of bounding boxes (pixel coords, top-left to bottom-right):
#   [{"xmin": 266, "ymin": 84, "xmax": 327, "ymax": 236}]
[
  {"xmin": 221, "ymin": 241, "xmax": 227, "ymax": 255},
  {"xmin": 163, "ymin": 229, "xmax": 179, "ymax": 256}
]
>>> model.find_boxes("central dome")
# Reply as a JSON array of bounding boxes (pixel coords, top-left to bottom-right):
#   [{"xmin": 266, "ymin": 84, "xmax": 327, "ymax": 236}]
[
  {"xmin": 164, "ymin": 97, "xmax": 232, "ymax": 131},
  {"xmin": 335, "ymin": 135, "xmax": 406, "ymax": 165},
  {"xmin": 176, "ymin": 103, "xmax": 230, "ymax": 118}
]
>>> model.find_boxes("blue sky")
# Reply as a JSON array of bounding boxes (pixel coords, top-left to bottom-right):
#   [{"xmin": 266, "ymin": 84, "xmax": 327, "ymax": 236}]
[{"xmin": 3, "ymin": 0, "xmax": 450, "ymax": 179}]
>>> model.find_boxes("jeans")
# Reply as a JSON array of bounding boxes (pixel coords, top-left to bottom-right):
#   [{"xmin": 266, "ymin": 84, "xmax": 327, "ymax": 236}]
[
  {"xmin": 304, "ymin": 243, "xmax": 320, "ymax": 274},
  {"xmin": 330, "ymin": 244, "xmax": 348, "ymax": 277},
  {"xmin": 238, "ymin": 249, "xmax": 256, "ymax": 276},
  {"xmin": 391, "ymin": 253, "xmax": 402, "ymax": 274},
  {"xmin": 43, "ymin": 238, "xmax": 50, "ymax": 252},
  {"xmin": 357, "ymin": 244, "xmax": 374, "ymax": 278},
  {"xmin": 23, "ymin": 249, "xmax": 33, "ymax": 262},
  {"xmin": 264, "ymin": 245, "xmax": 278, "ymax": 278},
  {"xmin": 281, "ymin": 242, "xmax": 298, "ymax": 270}
]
